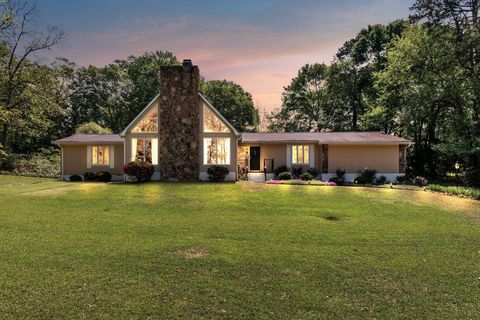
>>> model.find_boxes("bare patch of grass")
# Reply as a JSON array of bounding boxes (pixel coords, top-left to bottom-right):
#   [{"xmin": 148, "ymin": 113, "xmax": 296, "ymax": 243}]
[{"xmin": 178, "ymin": 248, "xmax": 209, "ymax": 260}]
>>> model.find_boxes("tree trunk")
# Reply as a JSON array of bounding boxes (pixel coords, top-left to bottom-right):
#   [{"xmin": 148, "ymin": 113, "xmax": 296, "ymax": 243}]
[{"xmin": 1, "ymin": 123, "xmax": 8, "ymax": 150}]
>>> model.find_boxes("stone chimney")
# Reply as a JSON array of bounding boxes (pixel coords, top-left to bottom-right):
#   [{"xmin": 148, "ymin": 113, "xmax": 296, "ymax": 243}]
[{"xmin": 158, "ymin": 59, "xmax": 200, "ymax": 181}]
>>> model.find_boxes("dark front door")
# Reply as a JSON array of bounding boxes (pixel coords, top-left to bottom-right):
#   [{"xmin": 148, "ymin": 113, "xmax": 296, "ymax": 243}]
[{"xmin": 250, "ymin": 147, "xmax": 261, "ymax": 171}]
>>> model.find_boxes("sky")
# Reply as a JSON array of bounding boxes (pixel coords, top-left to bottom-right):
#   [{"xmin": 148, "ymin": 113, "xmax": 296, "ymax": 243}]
[{"xmin": 38, "ymin": 0, "xmax": 414, "ymax": 113}]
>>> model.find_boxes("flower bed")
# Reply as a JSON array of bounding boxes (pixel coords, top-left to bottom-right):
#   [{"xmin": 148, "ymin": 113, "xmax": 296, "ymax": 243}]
[{"xmin": 267, "ymin": 179, "xmax": 337, "ymax": 186}]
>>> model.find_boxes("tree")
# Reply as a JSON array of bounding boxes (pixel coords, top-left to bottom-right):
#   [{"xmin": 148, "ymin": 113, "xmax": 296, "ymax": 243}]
[
  {"xmin": 0, "ymin": 0, "xmax": 64, "ymax": 149},
  {"xmin": 411, "ymin": 0, "xmax": 480, "ymax": 184},
  {"xmin": 267, "ymin": 63, "xmax": 328, "ymax": 132},
  {"xmin": 200, "ymin": 79, "xmax": 259, "ymax": 132},
  {"xmin": 75, "ymin": 122, "xmax": 112, "ymax": 134}
]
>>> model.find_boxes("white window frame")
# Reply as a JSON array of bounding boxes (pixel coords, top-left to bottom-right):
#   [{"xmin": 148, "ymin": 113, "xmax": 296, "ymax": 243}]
[
  {"xmin": 203, "ymin": 137, "xmax": 231, "ymax": 165},
  {"xmin": 291, "ymin": 145, "xmax": 309, "ymax": 165}
]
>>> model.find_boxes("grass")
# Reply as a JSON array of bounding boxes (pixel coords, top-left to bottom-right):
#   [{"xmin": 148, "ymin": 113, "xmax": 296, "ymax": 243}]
[
  {"xmin": 426, "ymin": 183, "xmax": 480, "ymax": 200},
  {"xmin": 0, "ymin": 176, "xmax": 479, "ymax": 319}
]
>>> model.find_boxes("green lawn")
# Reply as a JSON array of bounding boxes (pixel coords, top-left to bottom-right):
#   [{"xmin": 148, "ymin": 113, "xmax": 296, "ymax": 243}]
[{"xmin": 0, "ymin": 176, "xmax": 479, "ymax": 319}]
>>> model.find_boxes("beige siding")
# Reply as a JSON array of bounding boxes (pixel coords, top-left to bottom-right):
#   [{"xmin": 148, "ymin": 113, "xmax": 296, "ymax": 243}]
[
  {"xmin": 63, "ymin": 144, "xmax": 124, "ymax": 175},
  {"xmin": 328, "ymin": 145, "xmax": 399, "ymax": 173}
]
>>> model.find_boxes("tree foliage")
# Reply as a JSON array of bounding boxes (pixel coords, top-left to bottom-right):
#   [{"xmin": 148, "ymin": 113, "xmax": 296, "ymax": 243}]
[{"xmin": 75, "ymin": 122, "xmax": 112, "ymax": 134}]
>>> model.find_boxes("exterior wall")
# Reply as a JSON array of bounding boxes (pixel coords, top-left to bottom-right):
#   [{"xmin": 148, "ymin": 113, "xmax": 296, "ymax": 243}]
[
  {"xmin": 62, "ymin": 144, "xmax": 124, "ymax": 179},
  {"xmin": 158, "ymin": 64, "xmax": 200, "ymax": 181},
  {"xmin": 328, "ymin": 144, "xmax": 400, "ymax": 173}
]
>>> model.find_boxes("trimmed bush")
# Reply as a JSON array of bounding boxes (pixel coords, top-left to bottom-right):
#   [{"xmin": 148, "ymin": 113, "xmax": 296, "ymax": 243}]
[
  {"xmin": 307, "ymin": 167, "xmax": 319, "ymax": 178},
  {"xmin": 329, "ymin": 177, "xmax": 345, "ymax": 185},
  {"xmin": 278, "ymin": 172, "xmax": 292, "ymax": 180},
  {"xmin": 274, "ymin": 165, "xmax": 289, "ymax": 177},
  {"xmin": 84, "ymin": 172, "xmax": 96, "ymax": 182},
  {"xmin": 123, "ymin": 161, "xmax": 155, "ymax": 182},
  {"xmin": 413, "ymin": 176, "xmax": 428, "ymax": 186},
  {"xmin": 96, "ymin": 171, "xmax": 112, "ymax": 182},
  {"xmin": 207, "ymin": 165, "xmax": 229, "ymax": 182},
  {"xmin": 291, "ymin": 166, "xmax": 303, "ymax": 178},
  {"xmin": 376, "ymin": 175, "xmax": 387, "ymax": 185},
  {"xmin": 356, "ymin": 168, "xmax": 377, "ymax": 184},
  {"xmin": 396, "ymin": 175, "xmax": 406, "ymax": 184},
  {"xmin": 69, "ymin": 175, "xmax": 82, "ymax": 182},
  {"xmin": 336, "ymin": 168, "xmax": 346, "ymax": 179},
  {"xmin": 301, "ymin": 172, "xmax": 314, "ymax": 181}
]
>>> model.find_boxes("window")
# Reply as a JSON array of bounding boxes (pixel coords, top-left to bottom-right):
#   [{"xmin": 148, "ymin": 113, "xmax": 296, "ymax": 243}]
[
  {"xmin": 131, "ymin": 138, "xmax": 158, "ymax": 164},
  {"xmin": 292, "ymin": 145, "xmax": 309, "ymax": 165},
  {"xmin": 132, "ymin": 106, "xmax": 158, "ymax": 133},
  {"xmin": 203, "ymin": 105, "xmax": 230, "ymax": 133},
  {"xmin": 92, "ymin": 146, "xmax": 109, "ymax": 165},
  {"xmin": 204, "ymin": 138, "xmax": 230, "ymax": 165}
]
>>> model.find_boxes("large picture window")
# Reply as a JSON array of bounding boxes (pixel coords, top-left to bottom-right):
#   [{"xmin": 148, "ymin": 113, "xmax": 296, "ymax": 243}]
[
  {"xmin": 132, "ymin": 106, "xmax": 158, "ymax": 133},
  {"xmin": 204, "ymin": 138, "xmax": 230, "ymax": 165},
  {"xmin": 131, "ymin": 138, "xmax": 158, "ymax": 165},
  {"xmin": 92, "ymin": 146, "xmax": 109, "ymax": 165},
  {"xmin": 292, "ymin": 145, "xmax": 309, "ymax": 165},
  {"xmin": 203, "ymin": 106, "xmax": 230, "ymax": 133}
]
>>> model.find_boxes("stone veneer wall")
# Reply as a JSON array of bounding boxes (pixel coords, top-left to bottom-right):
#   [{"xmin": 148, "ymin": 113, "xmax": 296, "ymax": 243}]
[{"xmin": 158, "ymin": 63, "xmax": 200, "ymax": 181}]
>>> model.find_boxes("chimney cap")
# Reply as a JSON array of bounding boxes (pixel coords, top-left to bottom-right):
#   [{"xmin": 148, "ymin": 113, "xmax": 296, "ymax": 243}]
[{"xmin": 182, "ymin": 59, "xmax": 193, "ymax": 67}]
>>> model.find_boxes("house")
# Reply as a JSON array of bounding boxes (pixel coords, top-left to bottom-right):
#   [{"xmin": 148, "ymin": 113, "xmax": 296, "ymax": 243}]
[{"xmin": 54, "ymin": 59, "xmax": 411, "ymax": 182}]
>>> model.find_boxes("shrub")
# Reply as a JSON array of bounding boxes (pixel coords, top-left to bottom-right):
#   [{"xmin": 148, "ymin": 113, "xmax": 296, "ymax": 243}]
[
  {"xmin": 95, "ymin": 171, "xmax": 112, "ymax": 182},
  {"xmin": 238, "ymin": 165, "xmax": 248, "ymax": 181},
  {"xmin": 75, "ymin": 121, "xmax": 112, "ymax": 134},
  {"xmin": 375, "ymin": 175, "xmax": 387, "ymax": 185},
  {"xmin": 301, "ymin": 172, "xmax": 314, "ymax": 181},
  {"xmin": 356, "ymin": 168, "xmax": 377, "ymax": 184},
  {"xmin": 396, "ymin": 175, "xmax": 406, "ymax": 184},
  {"xmin": 291, "ymin": 166, "xmax": 303, "ymax": 178},
  {"xmin": 0, "ymin": 147, "xmax": 14, "ymax": 170},
  {"xmin": 207, "ymin": 165, "xmax": 229, "ymax": 182},
  {"xmin": 336, "ymin": 168, "xmax": 346, "ymax": 179},
  {"xmin": 84, "ymin": 172, "xmax": 96, "ymax": 182},
  {"xmin": 426, "ymin": 184, "xmax": 480, "ymax": 200},
  {"xmin": 0, "ymin": 148, "xmax": 60, "ymax": 178},
  {"xmin": 307, "ymin": 167, "xmax": 319, "ymax": 178},
  {"xmin": 69, "ymin": 175, "xmax": 82, "ymax": 182},
  {"xmin": 123, "ymin": 161, "xmax": 155, "ymax": 182},
  {"xmin": 278, "ymin": 172, "xmax": 292, "ymax": 180},
  {"xmin": 274, "ymin": 165, "xmax": 289, "ymax": 177},
  {"xmin": 413, "ymin": 176, "xmax": 428, "ymax": 186},
  {"xmin": 329, "ymin": 177, "xmax": 345, "ymax": 185}
]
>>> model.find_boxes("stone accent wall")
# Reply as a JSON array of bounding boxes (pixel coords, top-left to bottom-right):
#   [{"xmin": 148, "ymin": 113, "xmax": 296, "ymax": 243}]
[
  {"xmin": 158, "ymin": 63, "xmax": 200, "ymax": 181},
  {"xmin": 322, "ymin": 144, "xmax": 329, "ymax": 173},
  {"xmin": 399, "ymin": 144, "xmax": 407, "ymax": 174}
]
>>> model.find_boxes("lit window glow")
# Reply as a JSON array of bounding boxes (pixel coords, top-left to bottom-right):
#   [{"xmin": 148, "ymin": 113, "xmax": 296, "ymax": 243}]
[
  {"xmin": 132, "ymin": 106, "xmax": 158, "ymax": 133},
  {"xmin": 204, "ymin": 138, "xmax": 230, "ymax": 165},
  {"xmin": 203, "ymin": 106, "xmax": 230, "ymax": 133},
  {"xmin": 92, "ymin": 146, "xmax": 109, "ymax": 165},
  {"xmin": 131, "ymin": 138, "xmax": 158, "ymax": 165},
  {"xmin": 292, "ymin": 145, "xmax": 309, "ymax": 165}
]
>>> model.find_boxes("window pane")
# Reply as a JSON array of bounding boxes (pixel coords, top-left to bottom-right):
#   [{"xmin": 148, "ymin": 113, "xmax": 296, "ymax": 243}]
[
  {"xmin": 132, "ymin": 106, "xmax": 158, "ymax": 133},
  {"xmin": 303, "ymin": 146, "xmax": 309, "ymax": 164},
  {"xmin": 136, "ymin": 139, "xmax": 145, "ymax": 162},
  {"xmin": 298, "ymin": 146, "xmax": 303, "ymax": 164},
  {"xmin": 92, "ymin": 146, "xmax": 98, "ymax": 165},
  {"xmin": 103, "ymin": 146, "xmax": 109, "ymax": 165},
  {"xmin": 203, "ymin": 106, "xmax": 230, "ymax": 133},
  {"xmin": 292, "ymin": 146, "xmax": 297, "ymax": 164},
  {"xmin": 145, "ymin": 139, "xmax": 152, "ymax": 163},
  {"xmin": 204, "ymin": 138, "xmax": 230, "ymax": 164}
]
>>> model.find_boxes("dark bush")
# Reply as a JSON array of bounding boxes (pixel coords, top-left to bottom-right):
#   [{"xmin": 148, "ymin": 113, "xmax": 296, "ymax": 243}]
[
  {"xmin": 69, "ymin": 175, "xmax": 82, "ymax": 182},
  {"xmin": 413, "ymin": 176, "xmax": 428, "ymax": 186},
  {"xmin": 96, "ymin": 171, "xmax": 112, "ymax": 182},
  {"xmin": 307, "ymin": 167, "xmax": 319, "ymax": 178},
  {"xmin": 396, "ymin": 175, "xmax": 406, "ymax": 184},
  {"xmin": 356, "ymin": 168, "xmax": 377, "ymax": 184},
  {"xmin": 336, "ymin": 168, "xmax": 346, "ymax": 179},
  {"xmin": 278, "ymin": 172, "xmax": 292, "ymax": 180},
  {"xmin": 329, "ymin": 177, "xmax": 345, "ymax": 186},
  {"xmin": 84, "ymin": 172, "xmax": 96, "ymax": 181},
  {"xmin": 274, "ymin": 165, "xmax": 289, "ymax": 177},
  {"xmin": 301, "ymin": 172, "xmax": 314, "ymax": 181},
  {"xmin": 354, "ymin": 176, "xmax": 367, "ymax": 185},
  {"xmin": 291, "ymin": 166, "xmax": 303, "ymax": 178},
  {"xmin": 207, "ymin": 165, "xmax": 229, "ymax": 182},
  {"xmin": 0, "ymin": 148, "xmax": 15, "ymax": 170},
  {"xmin": 376, "ymin": 175, "xmax": 387, "ymax": 185},
  {"xmin": 123, "ymin": 161, "xmax": 155, "ymax": 182}
]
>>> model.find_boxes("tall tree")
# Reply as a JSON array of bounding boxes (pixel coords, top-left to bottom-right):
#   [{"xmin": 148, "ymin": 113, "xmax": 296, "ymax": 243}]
[
  {"xmin": 267, "ymin": 63, "xmax": 328, "ymax": 132},
  {"xmin": 0, "ymin": 0, "xmax": 64, "ymax": 149},
  {"xmin": 200, "ymin": 79, "xmax": 259, "ymax": 132},
  {"xmin": 411, "ymin": 0, "xmax": 480, "ymax": 183}
]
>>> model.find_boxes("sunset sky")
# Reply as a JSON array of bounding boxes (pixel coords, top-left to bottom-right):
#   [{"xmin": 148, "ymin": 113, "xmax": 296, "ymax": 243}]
[{"xmin": 39, "ymin": 0, "xmax": 413, "ymax": 112}]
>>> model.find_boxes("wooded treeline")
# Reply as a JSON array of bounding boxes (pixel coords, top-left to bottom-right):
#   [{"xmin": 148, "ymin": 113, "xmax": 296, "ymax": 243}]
[
  {"xmin": 268, "ymin": 1, "xmax": 480, "ymax": 185},
  {"xmin": 0, "ymin": 0, "xmax": 478, "ymax": 185}
]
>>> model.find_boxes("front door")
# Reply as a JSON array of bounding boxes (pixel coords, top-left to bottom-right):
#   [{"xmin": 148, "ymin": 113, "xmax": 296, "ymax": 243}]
[{"xmin": 250, "ymin": 146, "xmax": 261, "ymax": 171}]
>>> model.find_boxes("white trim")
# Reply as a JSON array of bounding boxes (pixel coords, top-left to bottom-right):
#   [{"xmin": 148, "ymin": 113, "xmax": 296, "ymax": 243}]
[
  {"xmin": 86, "ymin": 146, "xmax": 92, "ymax": 169},
  {"xmin": 120, "ymin": 94, "xmax": 160, "ymax": 136},
  {"xmin": 199, "ymin": 171, "xmax": 236, "ymax": 181},
  {"xmin": 286, "ymin": 144, "xmax": 292, "ymax": 167},
  {"xmin": 309, "ymin": 144, "xmax": 315, "ymax": 167},
  {"xmin": 60, "ymin": 145, "xmax": 64, "ymax": 180},
  {"xmin": 109, "ymin": 145, "xmax": 115, "ymax": 169},
  {"xmin": 152, "ymin": 138, "xmax": 158, "ymax": 165},
  {"xmin": 199, "ymin": 94, "xmax": 240, "ymax": 136}
]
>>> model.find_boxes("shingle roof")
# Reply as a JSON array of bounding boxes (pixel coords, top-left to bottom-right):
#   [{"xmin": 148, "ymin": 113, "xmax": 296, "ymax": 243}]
[
  {"xmin": 240, "ymin": 132, "xmax": 411, "ymax": 144},
  {"xmin": 53, "ymin": 134, "xmax": 123, "ymax": 144}
]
